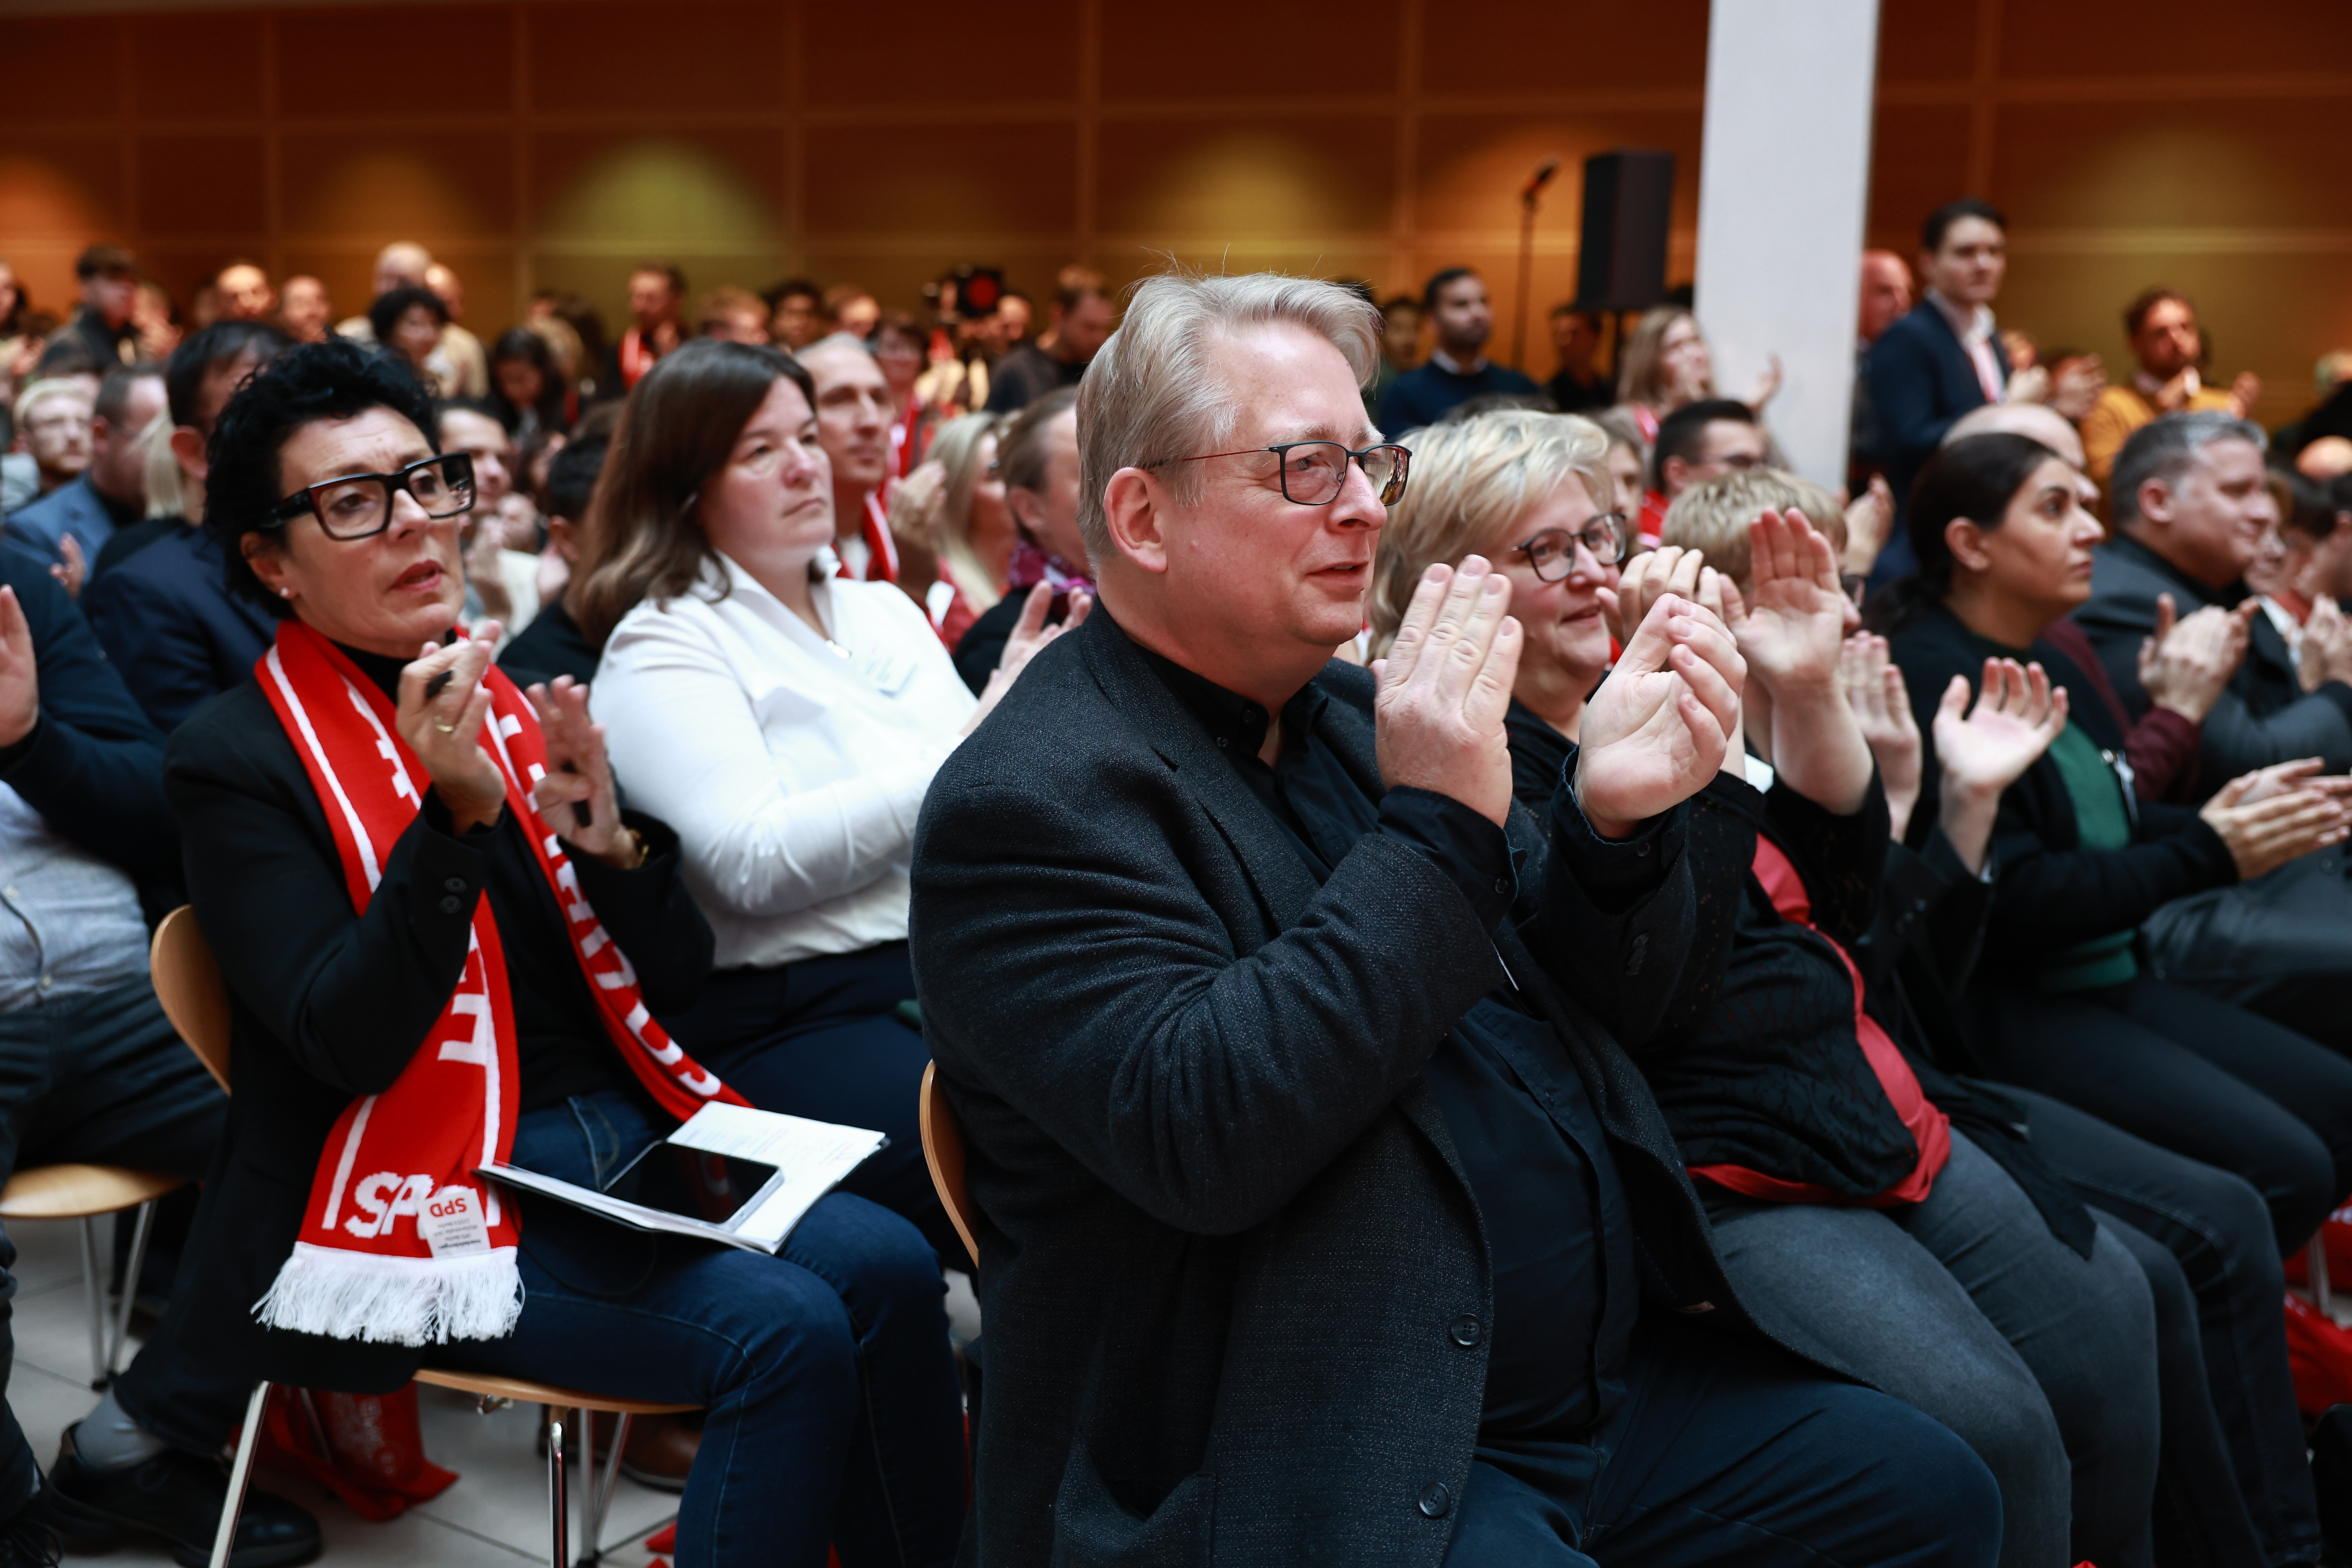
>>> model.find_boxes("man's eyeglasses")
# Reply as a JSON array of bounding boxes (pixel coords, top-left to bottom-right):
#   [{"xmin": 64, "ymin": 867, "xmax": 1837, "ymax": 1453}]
[
  {"xmin": 1514, "ymin": 513, "xmax": 1630, "ymax": 579},
  {"xmin": 1142, "ymin": 441, "xmax": 1410, "ymax": 507},
  {"xmin": 267, "ymin": 452, "xmax": 475, "ymax": 541}
]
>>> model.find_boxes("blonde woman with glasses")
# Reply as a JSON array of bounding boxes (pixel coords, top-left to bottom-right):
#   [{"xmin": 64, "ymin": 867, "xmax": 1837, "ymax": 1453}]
[{"xmin": 1370, "ymin": 406, "xmax": 1629, "ymax": 812}]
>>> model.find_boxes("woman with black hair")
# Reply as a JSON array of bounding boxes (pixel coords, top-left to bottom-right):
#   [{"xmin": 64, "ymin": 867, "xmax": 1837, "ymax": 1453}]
[
  {"xmin": 1878, "ymin": 432, "xmax": 2352, "ymax": 1566},
  {"xmin": 365, "ymin": 284, "xmax": 449, "ymax": 395},
  {"xmin": 123, "ymin": 338, "xmax": 967, "ymax": 1568},
  {"xmin": 488, "ymin": 326, "xmax": 572, "ymax": 439}
]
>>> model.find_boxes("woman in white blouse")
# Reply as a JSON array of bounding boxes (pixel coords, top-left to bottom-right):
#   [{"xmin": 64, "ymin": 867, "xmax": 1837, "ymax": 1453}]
[{"xmin": 579, "ymin": 340, "xmax": 1081, "ymax": 1259}]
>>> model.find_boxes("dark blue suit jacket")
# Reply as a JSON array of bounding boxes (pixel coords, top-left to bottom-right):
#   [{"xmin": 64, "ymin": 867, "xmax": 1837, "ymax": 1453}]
[
  {"xmin": 81, "ymin": 523, "xmax": 277, "ymax": 733},
  {"xmin": 0, "ymin": 545, "xmax": 178, "ymax": 890},
  {"xmin": 4, "ymin": 474, "xmax": 122, "ymax": 564},
  {"xmin": 1865, "ymin": 301, "xmax": 2011, "ymax": 584}
]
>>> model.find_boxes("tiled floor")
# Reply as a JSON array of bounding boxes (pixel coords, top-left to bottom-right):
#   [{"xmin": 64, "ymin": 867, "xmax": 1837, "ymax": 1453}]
[{"xmin": 7, "ymin": 1216, "xmax": 983, "ymax": 1566}]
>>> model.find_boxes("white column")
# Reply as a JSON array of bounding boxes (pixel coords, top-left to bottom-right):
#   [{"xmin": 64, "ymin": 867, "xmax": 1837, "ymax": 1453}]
[{"xmin": 1693, "ymin": 0, "xmax": 1881, "ymax": 490}]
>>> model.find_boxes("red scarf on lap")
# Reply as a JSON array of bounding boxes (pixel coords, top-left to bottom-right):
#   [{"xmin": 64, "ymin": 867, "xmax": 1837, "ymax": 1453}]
[{"xmin": 250, "ymin": 620, "xmax": 742, "ymax": 1345}]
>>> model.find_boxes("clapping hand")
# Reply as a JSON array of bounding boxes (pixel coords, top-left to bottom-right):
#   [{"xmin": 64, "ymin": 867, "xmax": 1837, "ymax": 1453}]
[
  {"xmin": 967, "ymin": 582, "xmax": 1093, "ymax": 732},
  {"xmin": 48, "ymin": 536, "xmax": 85, "ymax": 601},
  {"xmin": 1931, "ymin": 657, "xmax": 2068, "ymax": 873},
  {"xmin": 0, "ymin": 588, "xmax": 39, "ymax": 749},
  {"xmin": 1733, "ymin": 509, "xmax": 1849, "ymax": 697},
  {"xmin": 1373, "ymin": 557, "xmax": 1522, "ymax": 827},
  {"xmin": 1598, "ymin": 544, "xmax": 1704, "ymax": 646},
  {"xmin": 394, "ymin": 626, "xmax": 505, "ymax": 833},
  {"xmin": 1842, "ymin": 633, "xmax": 1922, "ymax": 838},
  {"xmin": 2139, "ymin": 593, "xmax": 2251, "ymax": 720},
  {"xmin": 2299, "ymin": 597, "xmax": 2352, "ymax": 694},
  {"xmin": 526, "ymin": 675, "xmax": 636, "ymax": 867},
  {"xmin": 2201, "ymin": 760, "xmax": 2352, "ymax": 881},
  {"xmin": 1576, "ymin": 590, "xmax": 1745, "ymax": 839}
]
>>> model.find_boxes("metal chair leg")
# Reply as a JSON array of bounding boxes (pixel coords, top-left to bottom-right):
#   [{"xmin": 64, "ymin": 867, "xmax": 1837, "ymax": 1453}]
[
  {"xmin": 546, "ymin": 1415, "xmax": 569, "ymax": 1568},
  {"xmin": 583, "ymin": 1411, "xmax": 630, "ymax": 1565},
  {"xmin": 211, "ymin": 1381, "xmax": 270, "ymax": 1568},
  {"xmin": 76, "ymin": 1217, "xmax": 106, "ymax": 1387},
  {"xmin": 102, "ymin": 1201, "xmax": 156, "ymax": 1387},
  {"xmin": 2313, "ymin": 1234, "xmax": 2335, "ymax": 1318}
]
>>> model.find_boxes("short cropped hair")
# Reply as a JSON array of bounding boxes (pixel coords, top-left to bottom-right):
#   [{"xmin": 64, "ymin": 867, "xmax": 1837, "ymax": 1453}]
[
  {"xmin": 1650, "ymin": 397, "xmax": 1756, "ymax": 491},
  {"xmin": 2111, "ymin": 411, "xmax": 2268, "ymax": 528},
  {"xmin": 75, "ymin": 245, "xmax": 136, "ymax": 281},
  {"xmin": 1922, "ymin": 198, "xmax": 2006, "ymax": 253},
  {"xmin": 94, "ymin": 363, "xmax": 160, "ymax": 428},
  {"xmin": 1422, "ymin": 267, "xmax": 1476, "ymax": 313},
  {"xmin": 633, "ymin": 261, "xmax": 688, "ymax": 299},
  {"xmin": 1369, "ymin": 408, "xmax": 1611, "ymax": 658},
  {"xmin": 996, "ymin": 386, "xmax": 1077, "ymax": 497},
  {"xmin": 2274, "ymin": 470, "xmax": 2336, "ymax": 546},
  {"xmin": 205, "ymin": 340, "xmax": 443, "ymax": 617},
  {"xmin": 2124, "ymin": 287, "xmax": 2193, "ymax": 339},
  {"xmin": 367, "ymin": 284, "xmax": 446, "ymax": 345},
  {"xmin": 165, "ymin": 320, "xmax": 294, "ymax": 431},
  {"xmin": 544, "ymin": 437, "xmax": 607, "ymax": 523},
  {"xmin": 1660, "ymin": 468, "xmax": 1848, "ymax": 588},
  {"xmin": 1075, "ymin": 270, "xmax": 1378, "ymax": 560},
  {"xmin": 12, "ymin": 378, "xmax": 90, "ymax": 429},
  {"xmin": 1053, "ymin": 265, "xmax": 1106, "ymax": 314}
]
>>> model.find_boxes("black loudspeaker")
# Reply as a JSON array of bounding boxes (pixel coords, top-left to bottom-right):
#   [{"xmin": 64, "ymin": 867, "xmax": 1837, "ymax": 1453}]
[{"xmin": 1575, "ymin": 150, "xmax": 1676, "ymax": 312}]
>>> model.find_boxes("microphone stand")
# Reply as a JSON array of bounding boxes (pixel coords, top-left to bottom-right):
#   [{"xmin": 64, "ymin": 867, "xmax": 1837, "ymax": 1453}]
[{"xmin": 1511, "ymin": 159, "xmax": 1559, "ymax": 374}]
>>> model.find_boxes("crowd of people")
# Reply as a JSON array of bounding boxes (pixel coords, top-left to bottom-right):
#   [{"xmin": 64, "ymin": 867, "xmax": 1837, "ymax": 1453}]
[{"xmin": 0, "ymin": 196, "xmax": 2345, "ymax": 1568}]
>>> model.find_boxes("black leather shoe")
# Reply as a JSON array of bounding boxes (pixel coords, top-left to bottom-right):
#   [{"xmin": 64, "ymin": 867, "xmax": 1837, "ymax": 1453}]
[
  {"xmin": 49, "ymin": 1425, "xmax": 318, "ymax": 1568},
  {"xmin": 0, "ymin": 1512, "xmax": 56, "ymax": 1568},
  {"xmin": 16, "ymin": 1478, "xmax": 118, "ymax": 1554}
]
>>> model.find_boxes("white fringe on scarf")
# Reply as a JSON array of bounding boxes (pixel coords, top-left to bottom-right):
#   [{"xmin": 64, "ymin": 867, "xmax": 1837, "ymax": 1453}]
[{"xmin": 253, "ymin": 1243, "xmax": 523, "ymax": 1346}]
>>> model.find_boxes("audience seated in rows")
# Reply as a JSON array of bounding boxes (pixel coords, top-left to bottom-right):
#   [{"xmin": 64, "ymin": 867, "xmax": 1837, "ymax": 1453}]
[
  {"xmin": 982, "ymin": 267, "xmax": 1110, "ymax": 415},
  {"xmin": 5, "ymin": 364, "xmax": 163, "ymax": 575},
  {"xmin": 151, "ymin": 339, "xmax": 969, "ymax": 1566},
  {"xmin": 910, "ymin": 270, "xmax": 2003, "ymax": 1568}
]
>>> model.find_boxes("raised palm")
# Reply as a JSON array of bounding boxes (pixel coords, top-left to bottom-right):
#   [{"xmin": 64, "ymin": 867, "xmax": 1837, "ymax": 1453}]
[
  {"xmin": 1732, "ymin": 510, "xmax": 1847, "ymax": 691},
  {"xmin": 1579, "ymin": 592, "xmax": 1745, "ymax": 835},
  {"xmin": 1932, "ymin": 657, "xmax": 2068, "ymax": 797}
]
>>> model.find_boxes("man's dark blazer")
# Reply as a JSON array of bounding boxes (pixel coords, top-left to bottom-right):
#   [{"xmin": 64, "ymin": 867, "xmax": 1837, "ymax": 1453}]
[
  {"xmin": 3, "ymin": 472, "xmax": 117, "ymax": 564},
  {"xmin": 1865, "ymin": 300, "xmax": 2010, "ymax": 583},
  {"xmin": 2073, "ymin": 534, "xmax": 2352, "ymax": 793},
  {"xmin": 0, "ymin": 546, "xmax": 176, "ymax": 891},
  {"xmin": 82, "ymin": 521, "xmax": 278, "ymax": 733},
  {"xmin": 909, "ymin": 610, "xmax": 1813, "ymax": 1568},
  {"xmin": 150, "ymin": 677, "xmax": 710, "ymax": 1397}
]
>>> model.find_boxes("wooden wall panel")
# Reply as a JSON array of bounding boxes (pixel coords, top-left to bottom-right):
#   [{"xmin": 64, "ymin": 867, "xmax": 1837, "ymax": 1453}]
[{"xmin": 0, "ymin": 0, "xmax": 2343, "ymax": 428}]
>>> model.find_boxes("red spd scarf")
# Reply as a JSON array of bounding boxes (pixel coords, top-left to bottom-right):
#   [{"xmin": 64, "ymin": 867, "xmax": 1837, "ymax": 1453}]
[{"xmin": 252, "ymin": 620, "xmax": 743, "ymax": 1345}]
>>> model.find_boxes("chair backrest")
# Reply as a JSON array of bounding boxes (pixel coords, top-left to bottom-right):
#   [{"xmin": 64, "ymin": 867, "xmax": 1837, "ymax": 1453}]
[
  {"xmin": 918, "ymin": 1062, "xmax": 980, "ymax": 1267},
  {"xmin": 151, "ymin": 906, "xmax": 232, "ymax": 1094}
]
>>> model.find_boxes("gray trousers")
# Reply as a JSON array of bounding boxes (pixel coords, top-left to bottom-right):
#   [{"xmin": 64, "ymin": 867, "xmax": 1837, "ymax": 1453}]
[{"xmin": 1708, "ymin": 1130, "xmax": 2159, "ymax": 1568}]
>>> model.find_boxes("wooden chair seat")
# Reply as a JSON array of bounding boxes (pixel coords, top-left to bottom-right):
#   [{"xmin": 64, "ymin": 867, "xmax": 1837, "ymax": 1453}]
[
  {"xmin": 414, "ymin": 1368, "xmax": 697, "ymax": 1418},
  {"xmin": 0, "ymin": 1163, "xmax": 181, "ymax": 1221},
  {"xmin": 918, "ymin": 1063, "xmax": 980, "ymax": 1267}
]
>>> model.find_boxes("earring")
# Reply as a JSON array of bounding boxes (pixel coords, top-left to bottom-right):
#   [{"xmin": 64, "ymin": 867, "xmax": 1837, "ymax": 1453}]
[{"xmin": 279, "ymin": 588, "xmax": 292, "ymax": 598}]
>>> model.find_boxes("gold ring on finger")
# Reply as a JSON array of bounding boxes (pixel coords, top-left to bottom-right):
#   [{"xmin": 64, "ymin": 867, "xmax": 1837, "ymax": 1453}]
[{"xmin": 434, "ymin": 722, "xmax": 458, "ymax": 734}]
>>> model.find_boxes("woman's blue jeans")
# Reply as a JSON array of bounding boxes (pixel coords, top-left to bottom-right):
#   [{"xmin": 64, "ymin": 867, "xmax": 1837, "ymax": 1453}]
[{"xmin": 435, "ymin": 1090, "xmax": 967, "ymax": 1568}]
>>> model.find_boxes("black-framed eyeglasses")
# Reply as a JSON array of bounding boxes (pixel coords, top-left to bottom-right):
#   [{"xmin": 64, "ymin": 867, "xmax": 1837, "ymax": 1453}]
[
  {"xmin": 1141, "ymin": 441, "xmax": 1410, "ymax": 507},
  {"xmin": 1514, "ymin": 513, "xmax": 1630, "ymax": 579},
  {"xmin": 266, "ymin": 452, "xmax": 476, "ymax": 540}
]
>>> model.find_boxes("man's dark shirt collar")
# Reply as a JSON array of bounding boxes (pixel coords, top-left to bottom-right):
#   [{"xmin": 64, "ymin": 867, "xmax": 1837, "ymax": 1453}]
[
  {"xmin": 1126, "ymin": 633, "xmax": 1325, "ymax": 768},
  {"xmin": 2105, "ymin": 530, "xmax": 2245, "ymax": 608}
]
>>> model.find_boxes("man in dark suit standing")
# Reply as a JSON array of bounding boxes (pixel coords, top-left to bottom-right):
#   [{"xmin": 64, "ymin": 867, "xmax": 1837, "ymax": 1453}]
[
  {"xmin": 1866, "ymin": 200, "xmax": 2020, "ymax": 589},
  {"xmin": 909, "ymin": 271, "xmax": 2000, "ymax": 1567}
]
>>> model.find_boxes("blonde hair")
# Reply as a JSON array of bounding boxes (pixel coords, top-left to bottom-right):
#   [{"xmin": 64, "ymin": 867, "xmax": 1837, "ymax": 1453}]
[
  {"xmin": 1078, "ymin": 269, "xmax": 1376, "ymax": 560},
  {"xmin": 922, "ymin": 412, "xmax": 1005, "ymax": 613},
  {"xmin": 1659, "ymin": 468, "xmax": 1847, "ymax": 587},
  {"xmin": 1616, "ymin": 306, "xmax": 1710, "ymax": 412},
  {"xmin": 12, "ymin": 377, "xmax": 91, "ymax": 429},
  {"xmin": 138, "ymin": 410, "xmax": 187, "ymax": 520},
  {"xmin": 1368, "ymin": 408, "xmax": 1612, "ymax": 658}
]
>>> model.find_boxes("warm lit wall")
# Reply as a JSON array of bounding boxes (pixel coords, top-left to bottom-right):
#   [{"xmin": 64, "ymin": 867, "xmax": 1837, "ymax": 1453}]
[{"xmin": 1, "ymin": 0, "xmax": 2347, "ymax": 426}]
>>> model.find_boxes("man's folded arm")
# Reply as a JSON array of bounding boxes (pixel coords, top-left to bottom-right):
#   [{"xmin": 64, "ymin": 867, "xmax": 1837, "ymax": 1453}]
[{"xmin": 910, "ymin": 781, "xmax": 1506, "ymax": 1237}]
